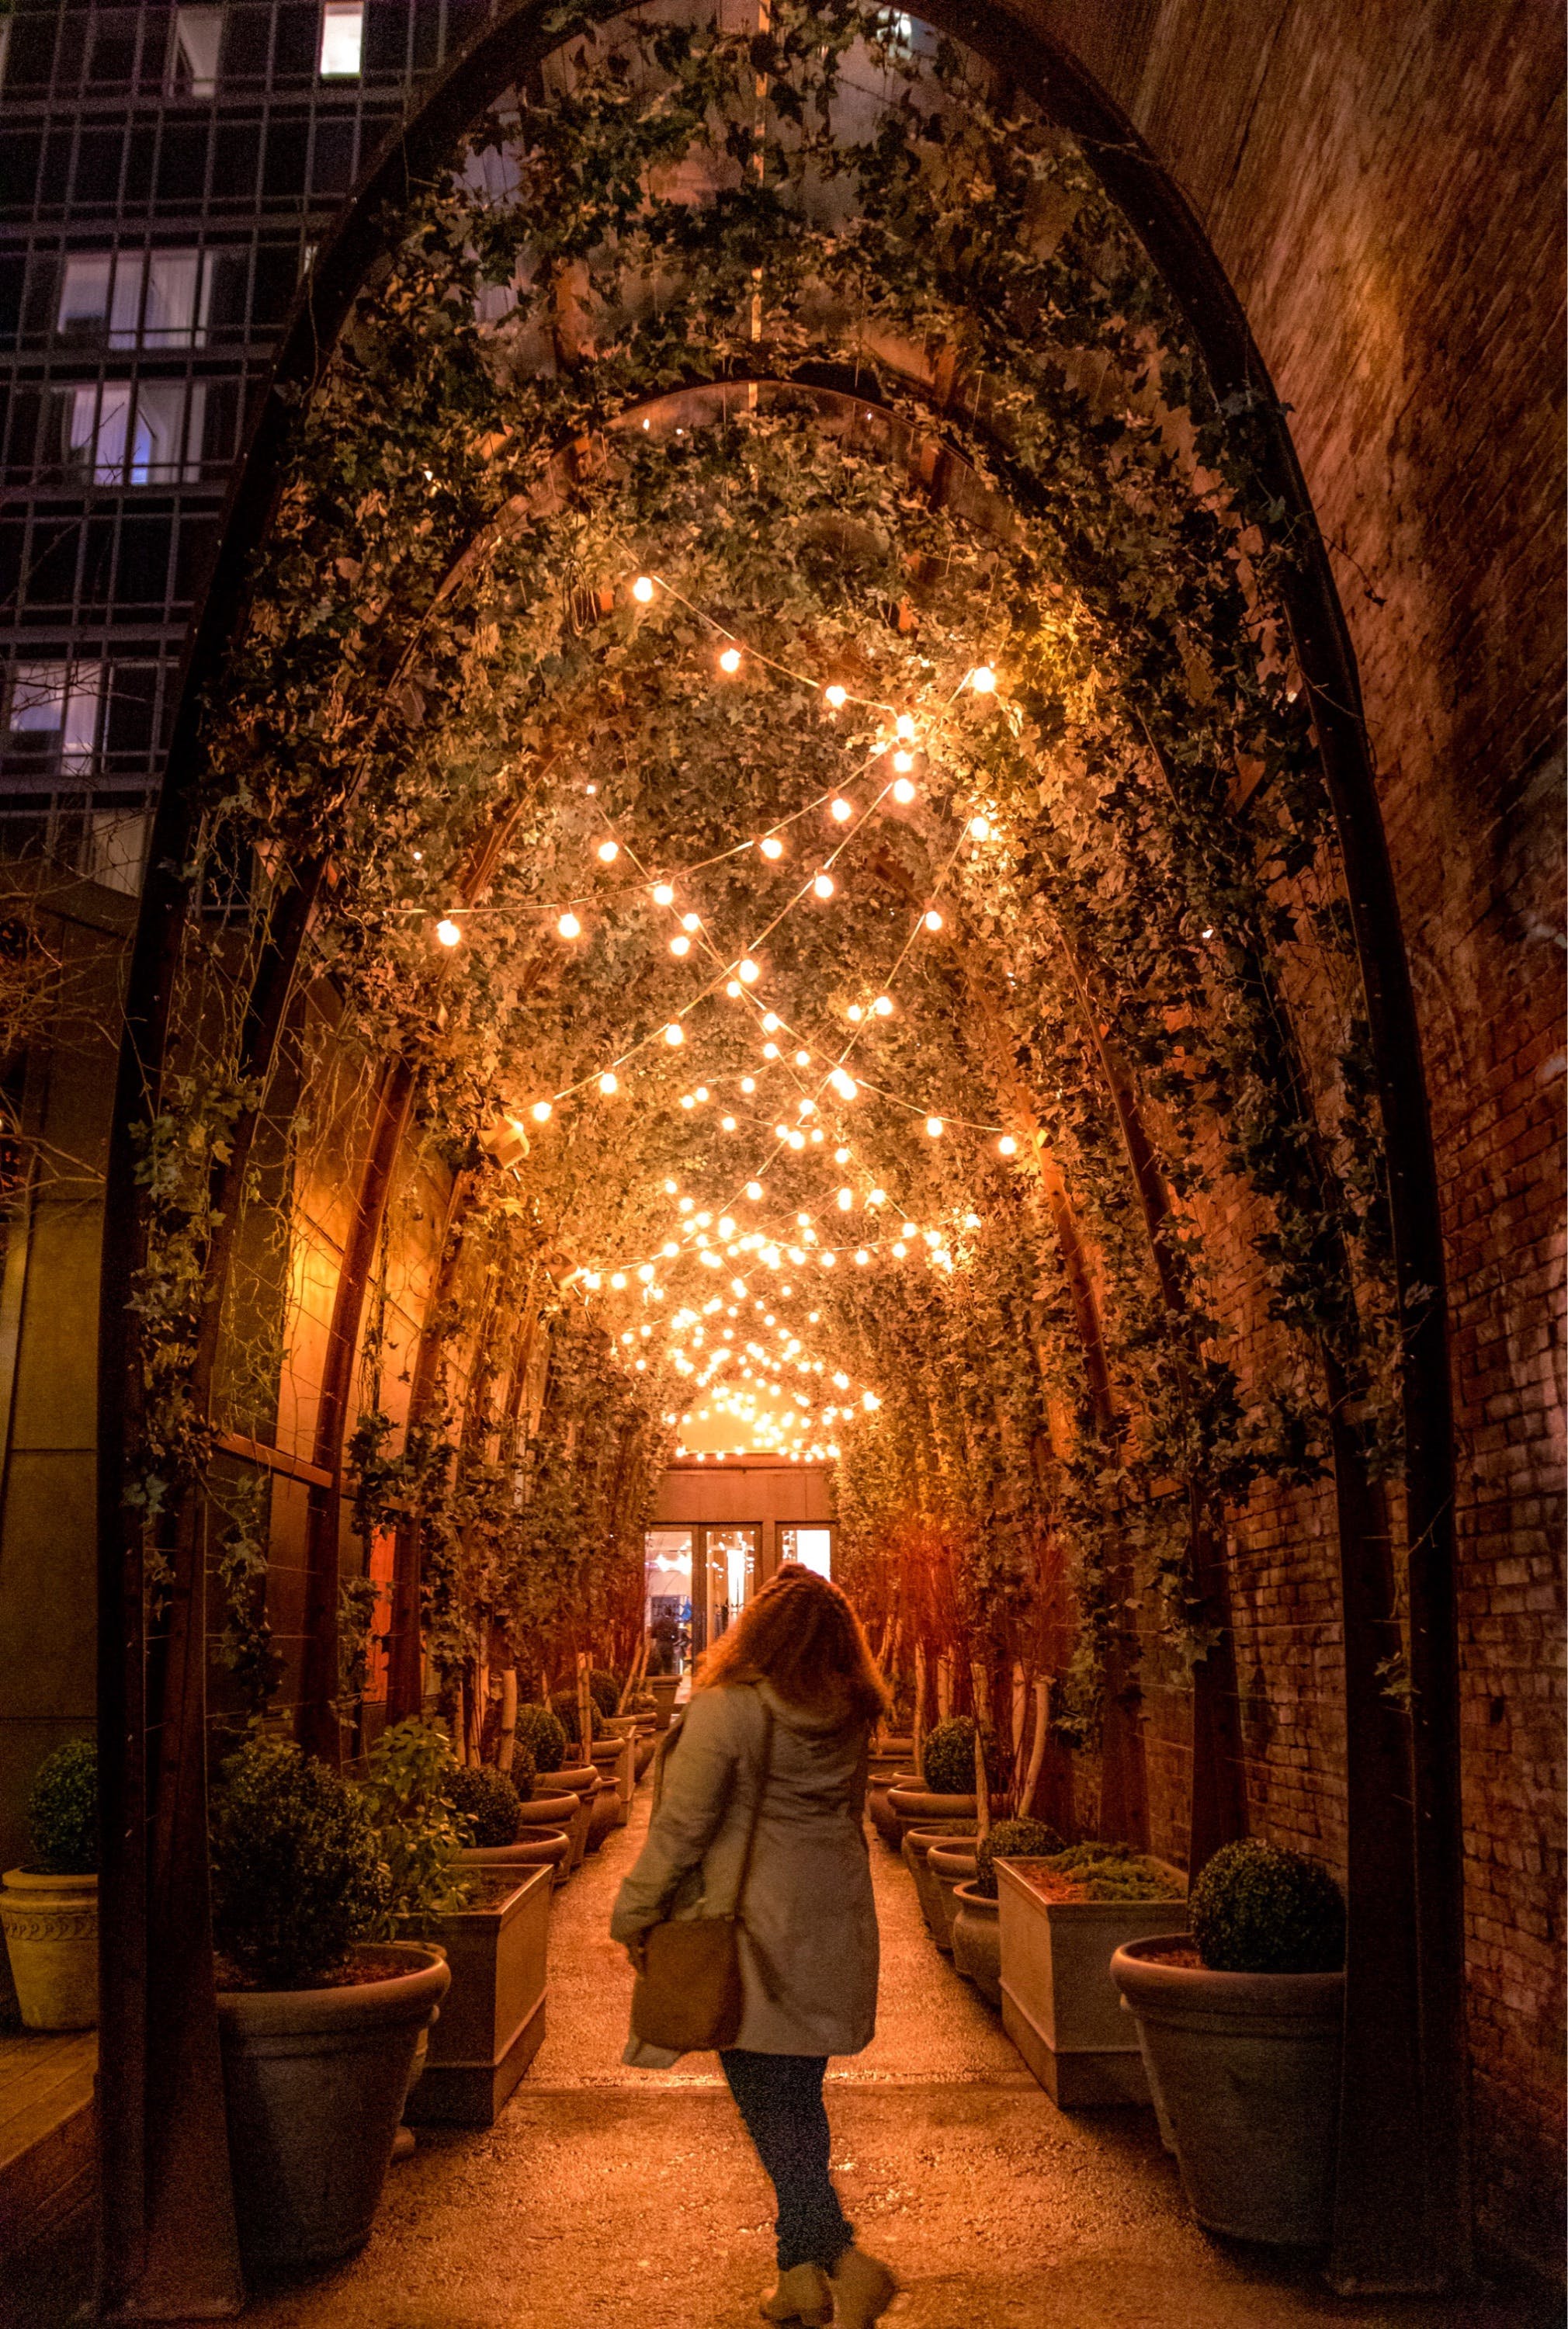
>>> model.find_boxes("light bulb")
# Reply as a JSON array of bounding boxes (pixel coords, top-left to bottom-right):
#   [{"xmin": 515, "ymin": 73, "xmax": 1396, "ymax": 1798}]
[
  {"xmin": 557, "ymin": 911, "xmax": 581, "ymax": 939},
  {"xmin": 775, "ymin": 1123, "xmax": 789, "ymax": 1140},
  {"xmin": 964, "ymin": 1212, "xmax": 981, "ymax": 1228},
  {"xmin": 926, "ymin": 1116, "xmax": 944, "ymax": 1137},
  {"xmin": 662, "ymin": 1241, "xmax": 678, "ymax": 1257},
  {"xmin": 847, "ymin": 1003, "xmax": 864, "ymax": 1022},
  {"xmin": 798, "ymin": 1099, "xmax": 816, "ymax": 1117},
  {"xmin": 893, "ymin": 1241, "xmax": 907, "ymax": 1257},
  {"xmin": 837, "ymin": 1189, "xmax": 853, "ymax": 1210},
  {"xmin": 722, "ymin": 1114, "xmax": 737, "ymax": 1131},
  {"xmin": 670, "ymin": 935, "xmax": 691, "ymax": 956},
  {"xmin": 739, "ymin": 958, "xmax": 760, "ymax": 982},
  {"xmin": 664, "ymin": 1022, "xmax": 684, "ymax": 1046},
  {"xmin": 664, "ymin": 1178, "xmax": 678, "ymax": 1193},
  {"xmin": 759, "ymin": 836, "xmax": 783, "ymax": 860},
  {"xmin": 869, "ymin": 1189, "xmax": 886, "ymax": 1206},
  {"xmin": 637, "ymin": 1264, "xmax": 655, "ymax": 1284},
  {"xmin": 794, "ymin": 1049, "xmax": 810, "ymax": 1067},
  {"xmin": 741, "ymin": 1076, "xmax": 756, "ymax": 1093},
  {"xmin": 681, "ymin": 1094, "xmax": 696, "ymax": 1109},
  {"xmin": 820, "ymin": 1251, "xmax": 836, "ymax": 1268},
  {"xmin": 829, "ymin": 1069, "xmax": 857, "ymax": 1100},
  {"xmin": 611, "ymin": 1272, "xmax": 627, "ymax": 1288},
  {"xmin": 872, "ymin": 994, "xmax": 893, "ymax": 1016},
  {"xmin": 893, "ymin": 750, "xmax": 914, "ymax": 774},
  {"xmin": 924, "ymin": 909, "xmax": 943, "ymax": 932},
  {"xmin": 681, "ymin": 912, "xmax": 700, "ymax": 932},
  {"xmin": 855, "ymin": 1249, "xmax": 869, "ymax": 1266},
  {"xmin": 998, "ymin": 1133, "xmax": 1018, "ymax": 1157},
  {"xmin": 745, "ymin": 1182, "xmax": 763, "ymax": 1200},
  {"xmin": 435, "ymin": 917, "xmax": 462, "ymax": 947},
  {"xmin": 895, "ymin": 713, "xmax": 916, "ymax": 741},
  {"xmin": 789, "ymin": 1132, "xmax": 806, "ymax": 1151},
  {"xmin": 598, "ymin": 1071, "xmax": 619, "ymax": 1095},
  {"xmin": 727, "ymin": 980, "xmax": 742, "ymax": 997},
  {"xmin": 652, "ymin": 881, "xmax": 675, "ymax": 906},
  {"xmin": 830, "ymin": 799, "xmax": 852, "ymax": 823},
  {"xmin": 824, "ymin": 684, "xmax": 848, "ymax": 709},
  {"xmin": 597, "ymin": 840, "xmax": 619, "ymax": 863},
  {"xmin": 695, "ymin": 1086, "xmax": 709, "ymax": 1102},
  {"xmin": 892, "ymin": 776, "xmax": 916, "ymax": 804},
  {"xmin": 719, "ymin": 647, "xmax": 742, "ymax": 674},
  {"xmin": 834, "ymin": 1147, "xmax": 850, "ymax": 1164},
  {"xmin": 632, "ymin": 575, "xmax": 655, "ymax": 602},
  {"xmin": 903, "ymin": 1221, "xmax": 918, "ymax": 1237},
  {"xmin": 970, "ymin": 664, "xmax": 997, "ymax": 693},
  {"xmin": 813, "ymin": 873, "xmax": 835, "ymax": 899},
  {"xmin": 762, "ymin": 1011, "xmax": 781, "ymax": 1032},
  {"xmin": 969, "ymin": 815, "xmax": 990, "ymax": 841},
  {"xmin": 530, "ymin": 1100, "xmax": 553, "ymax": 1123}
]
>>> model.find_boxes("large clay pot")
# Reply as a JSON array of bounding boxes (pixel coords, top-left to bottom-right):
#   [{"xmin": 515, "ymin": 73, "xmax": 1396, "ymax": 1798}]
[
  {"xmin": 648, "ymin": 1675, "xmax": 681, "ymax": 1731},
  {"xmin": 457, "ymin": 1830, "xmax": 571, "ymax": 1887},
  {"xmin": 1111, "ymin": 1937, "xmax": 1344, "ymax": 2244},
  {"xmin": 901, "ymin": 1824, "xmax": 977, "ymax": 1950},
  {"xmin": 952, "ymin": 1881, "xmax": 1001, "ymax": 2005},
  {"xmin": 217, "ymin": 1943, "xmax": 449, "ymax": 2272},
  {"xmin": 632, "ymin": 1729, "xmax": 658, "ymax": 1782},
  {"xmin": 868, "ymin": 1771, "xmax": 920, "ymax": 1850},
  {"xmin": 888, "ymin": 1786, "xmax": 977, "ymax": 1845},
  {"xmin": 926, "ymin": 1840, "xmax": 979, "ymax": 1949},
  {"xmin": 533, "ymin": 1772, "xmax": 595, "ymax": 1869},
  {"xmin": 0, "ymin": 1868, "xmax": 98, "ymax": 2030},
  {"xmin": 585, "ymin": 1778, "xmax": 621, "ymax": 1852},
  {"xmin": 515, "ymin": 1790, "xmax": 581, "ymax": 1831}
]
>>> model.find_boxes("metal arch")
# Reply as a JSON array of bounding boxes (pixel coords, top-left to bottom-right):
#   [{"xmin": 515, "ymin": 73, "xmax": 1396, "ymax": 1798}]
[{"xmin": 96, "ymin": 1, "xmax": 1467, "ymax": 2308}]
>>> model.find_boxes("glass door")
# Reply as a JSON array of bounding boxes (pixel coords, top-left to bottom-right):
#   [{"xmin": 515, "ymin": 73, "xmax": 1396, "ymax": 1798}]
[
  {"xmin": 699, "ymin": 1525, "xmax": 758, "ymax": 1648},
  {"xmin": 644, "ymin": 1529, "xmax": 693, "ymax": 1673}
]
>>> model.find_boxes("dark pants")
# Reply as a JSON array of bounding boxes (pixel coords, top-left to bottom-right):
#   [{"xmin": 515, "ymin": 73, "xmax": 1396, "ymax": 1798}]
[{"xmin": 720, "ymin": 2050, "xmax": 854, "ymax": 2273}]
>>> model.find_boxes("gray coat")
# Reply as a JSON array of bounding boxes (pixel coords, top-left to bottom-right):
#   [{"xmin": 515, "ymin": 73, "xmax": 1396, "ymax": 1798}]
[{"xmin": 610, "ymin": 1680, "xmax": 879, "ymax": 2057}]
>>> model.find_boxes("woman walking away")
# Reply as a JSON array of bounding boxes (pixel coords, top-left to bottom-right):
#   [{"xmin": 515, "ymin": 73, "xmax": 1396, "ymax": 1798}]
[{"xmin": 611, "ymin": 1564, "xmax": 897, "ymax": 2327}]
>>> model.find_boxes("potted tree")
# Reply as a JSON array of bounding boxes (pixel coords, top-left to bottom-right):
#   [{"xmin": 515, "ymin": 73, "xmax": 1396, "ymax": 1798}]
[
  {"xmin": 0, "ymin": 1740, "xmax": 98, "ymax": 2030},
  {"xmin": 1111, "ymin": 1839, "xmax": 1347, "ymax": 2243},
  {"xmin": 996, "ymin": 1839, "xmax": 1186, "ymax": 2105},
  {"xmin": 210, "ymin": 1736, "xmax": 449, "ymax": 2272}
]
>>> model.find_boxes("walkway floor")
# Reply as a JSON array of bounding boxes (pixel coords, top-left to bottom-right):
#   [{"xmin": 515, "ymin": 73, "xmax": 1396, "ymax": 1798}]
[{"xmin": 238, "ymin": 1785, "xmax": 1544, "ymax": 2329}]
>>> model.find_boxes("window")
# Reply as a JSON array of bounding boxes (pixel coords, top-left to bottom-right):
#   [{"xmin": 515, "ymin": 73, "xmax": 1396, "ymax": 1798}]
[
  {"xmin": 3, "ymin": 664, "xmax": 104, "ymax": 780},
  {"xmin": 170, "ymin": 7, "xmax": 224, "ymax": 97},
  {"xmin": 780, "ymin": 1528, "xmax": 833, "ymax": 1580},
  {"xmin": 81, "ymin": 807, "xmax": 149, "ymax": 896},
  {"xmin": 57, "ymin": 252, "xmax": 214, "ymax": 349},
  {"xmin": 318, "ymin": 4, "xmax": 364, "ymax": 79}
]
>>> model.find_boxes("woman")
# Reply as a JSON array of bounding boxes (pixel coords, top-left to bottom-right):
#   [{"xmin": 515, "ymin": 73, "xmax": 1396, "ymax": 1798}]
[{"xmin": 611, "ymin": 1564, "xmax": 897, "ymax": 2328}]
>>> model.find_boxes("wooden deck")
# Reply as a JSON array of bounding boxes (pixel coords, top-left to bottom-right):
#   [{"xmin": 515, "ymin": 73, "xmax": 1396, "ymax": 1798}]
[{"xmin": 0, "ymin": 2026, "xmax": 96, "ymax": 2260}]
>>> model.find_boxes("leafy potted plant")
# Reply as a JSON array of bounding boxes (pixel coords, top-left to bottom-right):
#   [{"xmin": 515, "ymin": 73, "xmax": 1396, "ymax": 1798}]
[
  {"xmin": 1111, "ymin": 1839, "xmax": 1347, "ymax": 2243},
  {"xmin": 447, "ymin": 1761, "xmax": 571, "ymax": 1888},
  {"xmin": 996, "ymin": 1839, "xmax": 1185, "ymax": 2105},
  {"xmin": 210, "ymin": 1735, "xmax": 449, "ymax": 2272},
  {"xmin": 0, "ymin": 1740, "xmax": 98, "ymax": 2030},
  {"xmin": 887, "ymin": 1716, "xmax": 992, "ymax": 1839},
  {"xmin": 361, "ymin": 1724, "xmax": 552, "ymax": 2131}
]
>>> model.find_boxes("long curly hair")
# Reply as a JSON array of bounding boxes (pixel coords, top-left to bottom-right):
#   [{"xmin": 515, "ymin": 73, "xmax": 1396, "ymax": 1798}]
[{"xmin": 699, "ymin": 1562, "xmax": 890, "ymax": 1727}]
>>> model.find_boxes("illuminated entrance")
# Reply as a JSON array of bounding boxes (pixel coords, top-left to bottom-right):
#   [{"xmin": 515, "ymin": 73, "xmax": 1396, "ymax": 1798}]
[{"xmin": 645, "ymin": 1460, "xmax": 836, "ymax": 1661}]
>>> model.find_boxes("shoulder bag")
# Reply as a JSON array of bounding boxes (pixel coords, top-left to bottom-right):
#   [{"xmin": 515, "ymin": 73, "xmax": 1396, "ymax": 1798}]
[{"xmin": 630, "ymin": 1702, "xmax": 775, "ymax": 2053}]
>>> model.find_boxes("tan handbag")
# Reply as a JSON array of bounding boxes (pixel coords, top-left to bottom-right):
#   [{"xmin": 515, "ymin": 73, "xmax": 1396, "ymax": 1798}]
[{"xmin": 630, "ymin": 1706, "xmax": 775, "ymax": 2054}]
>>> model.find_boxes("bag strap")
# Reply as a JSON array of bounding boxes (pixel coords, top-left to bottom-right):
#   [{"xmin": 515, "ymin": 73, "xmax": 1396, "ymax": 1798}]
[{"xmin": 729, "ymin": 1700, "xmax": 775, "ymax": 1921}]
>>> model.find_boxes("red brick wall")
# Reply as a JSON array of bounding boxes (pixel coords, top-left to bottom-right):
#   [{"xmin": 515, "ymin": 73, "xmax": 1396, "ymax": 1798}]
[{"xmin": 1025, "ymin": 0, "xmax": 1565, "ymax": 2269}]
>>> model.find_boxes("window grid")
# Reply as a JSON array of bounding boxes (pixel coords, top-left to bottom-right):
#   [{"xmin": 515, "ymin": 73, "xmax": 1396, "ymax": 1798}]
[{"xmin": 0, "ymin": 1, "xmax": 500, "ymax": 889}]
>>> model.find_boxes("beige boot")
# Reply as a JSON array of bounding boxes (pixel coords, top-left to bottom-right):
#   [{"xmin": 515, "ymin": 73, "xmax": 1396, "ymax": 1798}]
[
  {"xmin": 759, "ymin": 2261, "xmax": 834, "ymax": 2325},
  {"xmin": 827, "ymin": 2245, "xmax": 896, "ymax": 2327}
]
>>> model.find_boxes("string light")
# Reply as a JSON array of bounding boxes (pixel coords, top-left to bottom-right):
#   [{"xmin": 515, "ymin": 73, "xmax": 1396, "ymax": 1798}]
[
  {"xmin": 633, "ymin": 575, "xmax": 656, "ymax": 602},
  {"xmin": 892, "ymin": 776, "xmax": 915, "ymax": 803},
  {"xmin": 998, "ymin": 1133, "xmax": 1018, "ymax": 1156},
  {"xmin": 847, "ymin": 1003, "xmax": 864, "ymax": 1022},
  {"xmin": 681, "ymin": 913, "xmax": 700, "ymax": 932},
  {"xmin": 872, "ymin": 994, "xmax": 893, "ymax": 1016},
  {"xmin": 892, "ymin": 750, "xmax": 914, "ymax": 774},
  {"xmin": 760, "ymin": 836, "xmax": 784, "ymax": 859},
  {"xmin": 670, "ymin": 935, "xmax": 691, "ymax": 956},
  {"xmin": 557, "ymin": 911, "xmax": 581, "ymax": 939},
  {"xmin": 652, "ymin": 881, "xmax": 675, "ymax": 906},
  {"xmin": 664, "ymin": 1022, "xmax": 685, "ymax": 1046},
  {"xmin": 813, "ymin": 873, "xmax": 835, "ymax": 899},
  {"xmin": 435, "ymin": 918, "xmax": 462, "ymax": 947},
  {"xmin": 597, "ymin": 840, "xmax": 619, "ymax": 863},
  {"xmin": 969, "ymin": 816, "xmax": 990, "ymax": 841},
  {"xmin": 824, "ymin": 684, "xmax": 847, "ymax": 709},
  {"xmin": 895, "ymin": 714, "xmax": 916, "ymax": 741},
  {"xmin": 719, "ymin": 647, "xmax": 742, "ymax": 674},
  {"xmin": 924, "ymin": 908, "xmax": 944, "ymax": 932},
  {"xmin": 926, "ymin": 1116, "xmax": 944, "ymax": 1137},
  {"xmin": 739, "ymin": 957, "xmax": 761, "ymax": 982},
  {"xmin": 830, "ymin": 798, "xmax": 853, "ymax": 823},
  {"xmin": 969, "ymin": 665, "xmax": 997, "ymax": 693}
]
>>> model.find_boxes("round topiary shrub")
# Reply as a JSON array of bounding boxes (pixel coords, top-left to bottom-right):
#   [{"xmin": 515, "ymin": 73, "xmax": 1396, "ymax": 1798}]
[
  {"xmin": 1190, "ymin": 1838, "xmax": 1346, "ymax": 1974},
  {"xmin": 446, "ymin": 1764, "xmax": 522, "ymax": 1848},
  {"xmin": 550, "ymin": 1690, "xmax": 597, "ymax": 1751},
  {"xmin": 513, "ymin": 1705, "xmax": 569, "ymax": 1775},
  {"xmin": 920, "ymin": 1716, "xmax": 998, "ymax": 1797},
  {"xmin": 27, "ymin": 1740, "xmax": 97, "ymax": 1875},
  {"xmin": 586, "ymin": 1668, "xmax": 623, "ymax": 1720},
  {"xmin": 210, "ymin": 1737, "xmax": 390, "ymax": 1988},
  {"xmin": 974, "ymin": 1817, "xmax": 1063, "ymax": 1898}
]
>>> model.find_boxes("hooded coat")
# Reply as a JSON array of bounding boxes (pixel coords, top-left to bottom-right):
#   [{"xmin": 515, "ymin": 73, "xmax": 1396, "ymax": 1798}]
[{"xmin": 609, "ymin": 1678, "xmax": 878, "ymax": 2057}]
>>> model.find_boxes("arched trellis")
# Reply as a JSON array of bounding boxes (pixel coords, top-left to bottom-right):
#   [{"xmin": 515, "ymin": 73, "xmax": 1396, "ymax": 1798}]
[{"xmin": 93, "ymin": 2, "xmax": 1467, "ymax": 2313}]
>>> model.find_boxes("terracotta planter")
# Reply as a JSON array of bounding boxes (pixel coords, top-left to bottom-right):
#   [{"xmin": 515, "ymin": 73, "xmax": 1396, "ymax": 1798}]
[
  {"xmin": 926, "ymin": 1841, "xmax": 979, "ymax": 1949},
  {"xmin": 901, "ymin": 1825, "xmax": 977, "ymax": 1951},
  {"xmin": 585, "ymin": 1779, "xmax": 621, "ymax": 1853},
  {"xmin": 951, "ymin": 1881, "xmax": 1001, "ymax": 2005},
  {"xmin": 0, "ymin": 1867, "xmax": 98, "ymax": 2031},
  {"xmin": 996, "ymin": 1860, "xmax": 1188, "ymax": 2106},
  {"xmin": 648, "ymin": 1675, "xmax": 681, "ymax": 1731},
  {"xmin": 888, "ymin": 1786, "xmax": 977, "ymax": 1845},
  {"xmin": 632, "ymin": 1730, "xmax": 658, "ymax": 1782},
  {"xmin": 868, "ymin": 1771, "xmax": 919, "ymax": 1850},
  {"xmin": 515, "ymin": 1789, "xmax": 581, "ymax": 1831},
  {"xmin": 217, "ymin": 1943, "xmax": 449, "ymax": 2271},
  {"xmin": 457, "ymin": 1830, "xmax": 571, "ymax": 1887},
  {"xmin": 591, "ymin": 1734, "xmax": 636, "ymax": 1822},
  {"xmin": 405, "ymin": 1866, "xmax": 552, "ymax": 2128},
  {"xmin": 532, "ymin": 1771, "xmax": 595, "ymax": 1869},
  {"xmin": 1111, "ymin": 1937, "xmax": 1344, "ymax": 2244}
]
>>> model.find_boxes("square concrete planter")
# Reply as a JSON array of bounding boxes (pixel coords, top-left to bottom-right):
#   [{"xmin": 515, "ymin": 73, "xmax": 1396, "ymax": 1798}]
[
  {"xmin": 404, "ymin": 1863, "xmax": 551, "ymax": 2128},
  {"xmin": 997, "ymin": 1859, "xmax": 1188, "ymax": 2107}
]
